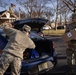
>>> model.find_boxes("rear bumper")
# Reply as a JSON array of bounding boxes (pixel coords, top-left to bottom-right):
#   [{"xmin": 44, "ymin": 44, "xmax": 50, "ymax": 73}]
[
  {"xmin": 5, "ymin": 56, "xmax": 57, "ymax": 75},
  {"xmin": 22, "ymin": 60, "xmax": 54, "ymax": 75}
]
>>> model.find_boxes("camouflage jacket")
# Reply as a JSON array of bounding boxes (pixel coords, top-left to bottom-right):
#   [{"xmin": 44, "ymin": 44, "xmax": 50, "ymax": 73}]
[{"xmin": 0, "ymin": 24, "xmax": 35, "ymax": 59}]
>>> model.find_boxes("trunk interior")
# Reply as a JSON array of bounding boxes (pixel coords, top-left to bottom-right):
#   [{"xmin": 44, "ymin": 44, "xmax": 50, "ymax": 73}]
[{"xmin": 23, "ymin": 39, "xmax": 54, "ymax": 60}]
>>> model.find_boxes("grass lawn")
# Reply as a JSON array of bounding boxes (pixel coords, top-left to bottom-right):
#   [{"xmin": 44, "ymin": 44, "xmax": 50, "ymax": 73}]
[{"xmin": 42, "ymin": 29, "xmax": 65, "ymax": 36}]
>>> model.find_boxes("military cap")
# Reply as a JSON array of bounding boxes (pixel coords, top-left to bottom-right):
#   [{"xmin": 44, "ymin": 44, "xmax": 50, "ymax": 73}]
[
  {"xmin": 22, "ymin": 24, "xmax": 31, "ymax": 32},
  {"xmin": 72, "ymin": 13, "xmax": 76, "ymax": 19}
]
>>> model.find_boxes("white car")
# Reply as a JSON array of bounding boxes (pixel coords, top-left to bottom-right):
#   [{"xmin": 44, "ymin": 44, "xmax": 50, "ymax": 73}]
[{"xmin": 42, "ymin": 25, "xmax": 51, "ymax": 30}]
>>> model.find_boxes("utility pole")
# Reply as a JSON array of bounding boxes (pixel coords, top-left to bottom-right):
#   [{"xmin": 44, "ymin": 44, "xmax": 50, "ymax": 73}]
[
  {"xmin": 19, "ymin": 7, "xmax": 21, "ymax": 20},
  {"xmin": 74, "ymin": 0, "xmax": 76, "ymax": 13},
  {"xmin": 29, "ymin": 0, "xmax": 33, "ymax": 18},
  {"xmin": 55, "ymin": 0, "xmax": 58, "ymax": 30}
]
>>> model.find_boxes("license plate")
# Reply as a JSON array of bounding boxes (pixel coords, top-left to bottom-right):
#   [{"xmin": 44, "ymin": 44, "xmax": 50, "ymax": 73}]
[{"xmin": 38, "ymin": 62, "xmax": 48, "ymax": 71}]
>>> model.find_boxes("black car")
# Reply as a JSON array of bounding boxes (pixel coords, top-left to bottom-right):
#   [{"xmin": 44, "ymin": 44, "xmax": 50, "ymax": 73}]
[{"xmin": 0, "ymin": 18, "xmax": 57, "ymax": 75}]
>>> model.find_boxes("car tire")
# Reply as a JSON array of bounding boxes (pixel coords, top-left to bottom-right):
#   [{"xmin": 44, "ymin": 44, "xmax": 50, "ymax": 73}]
[
  {"xmin": 34, "ymin": 74, "xmax": 38, "ymax": 75},
  {"xmin": 54, "ymin": 56, "xmax": 58, "ymax": 65}
]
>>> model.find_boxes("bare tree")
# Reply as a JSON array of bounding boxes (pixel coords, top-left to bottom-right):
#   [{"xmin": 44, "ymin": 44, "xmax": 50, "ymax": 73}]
[
  {"xmin": 16, "ymin": 0, "xmax": 54, "ymax": 19},
  {"xmin": 58, "ymin": 1, "xmax": 71, "ymax": 25},
  {"xmin": 0, "ymin": 0, "xmax": 9, "ymax": 10},
  {"xmin": 48, "ymin": 0, "xmax": 71, "ymax": 29},
  {"xmin": 60, "ymin": 0, "xmax": 76, "ymax": 13}
]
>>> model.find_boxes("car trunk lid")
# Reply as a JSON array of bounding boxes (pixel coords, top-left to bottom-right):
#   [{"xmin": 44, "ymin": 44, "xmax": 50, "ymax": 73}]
[{"xmin": 12, "ymin": 18, "xmax": 48, "ymax": 32}]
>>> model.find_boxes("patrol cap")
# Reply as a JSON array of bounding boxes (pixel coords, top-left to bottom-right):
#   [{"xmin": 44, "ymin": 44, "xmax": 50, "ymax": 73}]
[
  {"xmin": 72, "ymin": 13, "xmax": 76, "ymax": 19},
  {"xmin": 22, "ymin": 24, "xmax": 31, "ymax": 32}
]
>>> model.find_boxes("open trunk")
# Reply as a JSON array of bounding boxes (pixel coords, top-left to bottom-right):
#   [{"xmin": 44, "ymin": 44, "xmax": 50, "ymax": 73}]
[
  {"xmin": 23, "ymin": 39, "xmax": 54, "ymax": 60},
  {"xmin": 22, "ymin": 38, "xmax": 55, "ymax": 74}
]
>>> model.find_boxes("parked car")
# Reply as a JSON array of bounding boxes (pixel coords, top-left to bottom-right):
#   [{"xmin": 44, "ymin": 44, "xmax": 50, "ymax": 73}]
[
  {"xmin": 0, "ymin": 18, "xmax": 57, "ymax": 75},
  {"xmin": 42, "ymin": 25, "xmax": 51, "ymax": 30},
  {"xmin": 57, "ymin": 25, "xmax": 66, "ymax": 30}
]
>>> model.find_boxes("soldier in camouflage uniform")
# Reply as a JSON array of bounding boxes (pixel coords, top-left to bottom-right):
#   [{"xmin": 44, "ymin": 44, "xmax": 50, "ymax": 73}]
[
  {"xmin": 0, "ymin": 22, "xmax": 35, "ymax": 75},
  {"xmin": 65, "ymin": 13, "xmax": 76, "ymax": 75}
]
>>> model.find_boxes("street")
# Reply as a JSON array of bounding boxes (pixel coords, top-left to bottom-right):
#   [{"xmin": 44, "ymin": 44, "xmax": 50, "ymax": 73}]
[
  {"xmin": 40, "ymin": 36, "xmax": 76, "ymax": 75},
  {"xmin": 0, "ymin": 1, "xmax": 76, "ymax": 75}
]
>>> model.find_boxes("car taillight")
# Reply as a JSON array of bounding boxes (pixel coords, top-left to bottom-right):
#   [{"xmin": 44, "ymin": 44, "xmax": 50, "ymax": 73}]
[
  {"xmin": 52, "ymin": 42, "xmax": 55, "ymax": 48},
  {"xmin": 0, "ymin": 50, "xmax": 3, "ymax": 54}
]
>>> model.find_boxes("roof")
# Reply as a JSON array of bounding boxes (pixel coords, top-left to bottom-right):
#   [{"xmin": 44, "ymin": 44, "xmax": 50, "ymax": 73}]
[
  {"xmin": 0, "ymin": 10, "xmax": 19, "ymax": 20},
  {"xmin": 0, "ymin": 10, "xmax": 7, "ymax": 15}
]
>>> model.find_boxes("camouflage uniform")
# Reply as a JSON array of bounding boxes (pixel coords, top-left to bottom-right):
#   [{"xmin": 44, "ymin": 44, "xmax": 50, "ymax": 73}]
[
  {"xmin": 65, "ymin": 22, "xmax": 76, "ymax": 75},
  {"xmin": 0, "ymin": 24, "xmax": 35, "ymax": 75}
]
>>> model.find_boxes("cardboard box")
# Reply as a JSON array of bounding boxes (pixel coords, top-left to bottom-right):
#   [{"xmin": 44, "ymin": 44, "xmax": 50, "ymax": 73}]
[{"xmin": 62, "ymin": 28, "xmax": 76, "ymax": 42}]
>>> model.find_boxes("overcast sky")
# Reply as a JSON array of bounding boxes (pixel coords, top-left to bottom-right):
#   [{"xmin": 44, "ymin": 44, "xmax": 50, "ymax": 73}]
[
  {"xmin": 0, "ymin": 0, "xmax": 57, "ymax": 21},
  {"xmin": 0, "ymin": 0, "xmax": 19, "ymax": 11}
]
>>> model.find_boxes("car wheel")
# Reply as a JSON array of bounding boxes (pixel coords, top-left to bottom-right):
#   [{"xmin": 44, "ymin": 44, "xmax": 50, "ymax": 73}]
[
  {"xmin": 28, "ymin": 73, "xmax": 38, "ymax": 75},
  {"xmin": 34, "ymin": 74, "xmax": 38, "ymax": 75},
  {"xmin": 29, "ymin": 72, "xmax": 39, "ymax": 75},
  {"xmin": 27, "ymin": 66, "xmax": 39, "ymax": 75},
  {"xmin": 54, "ymin": 57, "xmax": 57, "ymax": 66}
]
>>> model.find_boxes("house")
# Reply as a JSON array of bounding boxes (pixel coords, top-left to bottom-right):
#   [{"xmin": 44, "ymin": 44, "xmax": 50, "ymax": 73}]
[{"xmin": 0, "ymin": 10, "xmax": 19, "ymax": 24}]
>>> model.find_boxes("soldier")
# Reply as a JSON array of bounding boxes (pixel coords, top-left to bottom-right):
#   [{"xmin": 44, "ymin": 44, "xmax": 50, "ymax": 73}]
[
  {"xmin": 65, "ymin": 13, "xmax": 76, "ymax": 75},
  {"xmin": 0, "ymin": 22, "xmax": 35, "ymax": 75}
]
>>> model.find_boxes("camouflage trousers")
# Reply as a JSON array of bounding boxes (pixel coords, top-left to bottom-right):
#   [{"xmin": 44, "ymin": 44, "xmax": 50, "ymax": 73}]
[
  {"xmin": 0, "ymin": 52, "xmax": 22, "ymax": 75},
  {"xmin": 66, "ymin": 46, "xmax": 76, "ymax": 75}
]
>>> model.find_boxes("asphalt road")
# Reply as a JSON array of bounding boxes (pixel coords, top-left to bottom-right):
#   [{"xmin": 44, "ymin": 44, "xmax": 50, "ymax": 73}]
[{"xmin": 40, "ymin": 36, "xmax": 76, "ymax": 75}]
